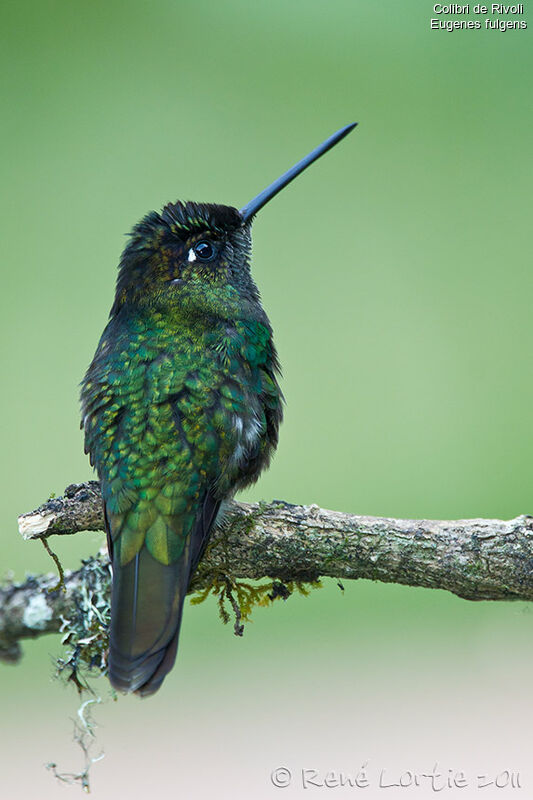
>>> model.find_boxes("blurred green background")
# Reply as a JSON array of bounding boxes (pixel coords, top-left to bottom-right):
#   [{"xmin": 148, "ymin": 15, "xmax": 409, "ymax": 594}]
[{"xmin": 1, "ymin": 1, "xmax": 532, "ymax": 797}]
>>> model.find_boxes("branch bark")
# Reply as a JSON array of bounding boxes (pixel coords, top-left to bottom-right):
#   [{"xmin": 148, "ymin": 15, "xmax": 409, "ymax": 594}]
[{"xmin": 3, "ymin": 481, "xmax": 533, "ymax": 664}]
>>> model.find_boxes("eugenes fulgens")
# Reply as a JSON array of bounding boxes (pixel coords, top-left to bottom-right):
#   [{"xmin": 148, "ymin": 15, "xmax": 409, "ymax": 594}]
[{"xmin": 81, "ymin": 122, "xmax": 357, "ymax": 696}]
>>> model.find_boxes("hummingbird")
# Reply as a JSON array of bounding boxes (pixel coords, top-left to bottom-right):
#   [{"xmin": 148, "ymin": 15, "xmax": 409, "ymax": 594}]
[{"xmin": 81, "ymin": 122, "xmax": 357, "ymax": 696}]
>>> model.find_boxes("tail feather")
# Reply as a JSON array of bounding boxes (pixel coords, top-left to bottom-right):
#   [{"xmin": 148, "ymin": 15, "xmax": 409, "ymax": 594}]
[
  {"xmin": 105, "ymin": 490, "xmax": 220, "ymax": 696},
  {"xmin": 108, "ymin": 544, "xmax": 191, "ymax": 695},
  {"xmin": 135, "ymin": 627, "xmax": 181, "ymax": 697}
]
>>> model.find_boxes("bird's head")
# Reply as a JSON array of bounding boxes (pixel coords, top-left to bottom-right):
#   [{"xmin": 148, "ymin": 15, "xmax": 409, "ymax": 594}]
[
  {"xmin": 110, "ymin": 123, "xmax": 357, "ymax": 323},
  {"xmin": 111, "ymin": 201, "xmax": 256, "ymax": 321}
]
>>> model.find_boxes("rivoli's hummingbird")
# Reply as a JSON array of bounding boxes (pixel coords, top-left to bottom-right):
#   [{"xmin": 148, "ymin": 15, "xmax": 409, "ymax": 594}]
[{"xmin": 81, "ymin": 123, "xmax": 357, "ymax": 696}]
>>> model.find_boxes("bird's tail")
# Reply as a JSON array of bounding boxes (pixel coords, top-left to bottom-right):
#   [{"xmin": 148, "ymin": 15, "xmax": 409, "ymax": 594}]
[{"xmin": 107, "ymin": 542, "xmax": 191, "ymax": 697}]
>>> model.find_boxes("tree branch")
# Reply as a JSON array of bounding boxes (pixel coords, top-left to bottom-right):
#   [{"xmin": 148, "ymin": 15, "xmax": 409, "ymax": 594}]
[{"xmin": 3, "ymin": 481, "xmax": 533, "ymax": 664}]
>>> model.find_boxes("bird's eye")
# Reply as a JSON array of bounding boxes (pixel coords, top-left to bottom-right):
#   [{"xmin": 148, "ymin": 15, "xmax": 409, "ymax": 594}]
[{"xmin": 193, "ymin": 240, "xmax": 217, "ymax": 262}]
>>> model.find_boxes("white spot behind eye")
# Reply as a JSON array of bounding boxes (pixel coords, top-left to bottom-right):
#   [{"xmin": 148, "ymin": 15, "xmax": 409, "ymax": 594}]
[{"xmin": 188, "ymin": 248, "xmax": 197, "ymax": 263}]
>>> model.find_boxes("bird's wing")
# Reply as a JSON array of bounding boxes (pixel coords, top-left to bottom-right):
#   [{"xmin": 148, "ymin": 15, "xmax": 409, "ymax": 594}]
[{"xmin": 84, "ymin": 348, "xmax": 226, "ymax": 696}]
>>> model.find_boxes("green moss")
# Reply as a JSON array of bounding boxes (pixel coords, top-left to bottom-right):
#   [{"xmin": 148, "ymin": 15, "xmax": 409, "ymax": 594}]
[{"xmin": 190, "ymin": 575, "xmax": 322, "ymax": 635}]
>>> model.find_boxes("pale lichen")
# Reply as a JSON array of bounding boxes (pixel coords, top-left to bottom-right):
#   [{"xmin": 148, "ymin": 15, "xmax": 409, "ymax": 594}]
[
  {"xmin": 23, "ymin": 593, "xmax": 52, "ymax": 630},
  {"xmin": 55, "ymin": 554, "xmax": 111, "ymax": 691}
]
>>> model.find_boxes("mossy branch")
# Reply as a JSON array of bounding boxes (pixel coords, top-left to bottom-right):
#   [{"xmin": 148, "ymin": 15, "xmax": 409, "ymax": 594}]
[{"xmin": 3, "ymin": 481, "xmax": 533, "ymax": 664}]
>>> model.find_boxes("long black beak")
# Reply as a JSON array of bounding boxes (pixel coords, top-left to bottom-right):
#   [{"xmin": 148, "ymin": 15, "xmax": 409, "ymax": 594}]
[{"xmin": 239, "ymin": 122, "xmax": 357, "ymax": 223}]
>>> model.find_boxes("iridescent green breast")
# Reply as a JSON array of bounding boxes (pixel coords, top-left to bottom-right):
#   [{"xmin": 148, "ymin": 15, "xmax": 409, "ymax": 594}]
[{"xmin": 81, "ymin": 308, "xmax": 282, "ymax": 567}]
